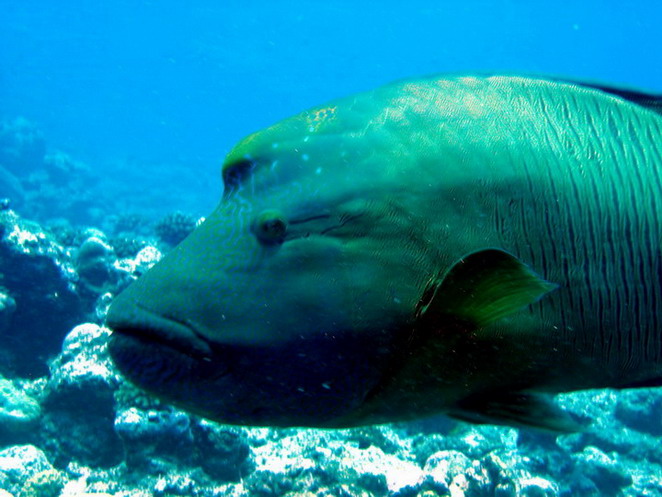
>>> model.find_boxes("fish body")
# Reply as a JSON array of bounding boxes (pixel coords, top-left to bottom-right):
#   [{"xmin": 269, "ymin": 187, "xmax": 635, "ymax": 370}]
[{"xmin": 107, "ymin": 75, "xmax": 662, "ymax": 429}]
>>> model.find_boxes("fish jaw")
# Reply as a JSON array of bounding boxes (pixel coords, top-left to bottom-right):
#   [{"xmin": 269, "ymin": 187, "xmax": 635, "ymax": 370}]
[{"xmin": 106, "ymin": 300, "xmax": 393, "ymax": 427}]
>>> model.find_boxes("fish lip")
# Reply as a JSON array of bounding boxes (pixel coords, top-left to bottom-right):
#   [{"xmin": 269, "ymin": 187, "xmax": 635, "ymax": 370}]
[{"xmin": 106, "ymin": 302, "xmax": 213, "ymax": 359}]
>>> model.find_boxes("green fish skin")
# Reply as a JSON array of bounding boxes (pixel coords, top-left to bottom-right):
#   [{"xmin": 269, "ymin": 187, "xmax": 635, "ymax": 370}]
[{"xmin": 106, "ymin": 75, "xmax": 662, "ymax": 430}]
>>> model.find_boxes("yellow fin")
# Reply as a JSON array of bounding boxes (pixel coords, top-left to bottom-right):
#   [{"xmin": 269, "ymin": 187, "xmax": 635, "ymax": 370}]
[{"xmin": 416, "ymin": 249, "xmax": 557, "ymax": 328}]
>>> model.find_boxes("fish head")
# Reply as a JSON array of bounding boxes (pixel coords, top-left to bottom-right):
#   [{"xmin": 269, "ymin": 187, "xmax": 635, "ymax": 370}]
[{"xmin": 106, "ymin": 96, "xmax": 431, "ymax": 427}]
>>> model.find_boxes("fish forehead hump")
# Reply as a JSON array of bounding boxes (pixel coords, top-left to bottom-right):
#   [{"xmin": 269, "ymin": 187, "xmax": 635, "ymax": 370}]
[{"xmin": 222, "ymin": 75, "xmax": 660, "ymax": 193}]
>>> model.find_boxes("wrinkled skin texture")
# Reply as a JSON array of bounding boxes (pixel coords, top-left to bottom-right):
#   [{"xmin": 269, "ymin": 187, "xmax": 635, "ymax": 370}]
[{"xmin": 107, "ymin": 75, "xmax": 662, "ymax": 428}]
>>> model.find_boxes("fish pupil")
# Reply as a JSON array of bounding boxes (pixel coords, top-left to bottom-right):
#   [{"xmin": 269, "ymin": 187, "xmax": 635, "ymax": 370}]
[
  {"xmin": 263, "ymin": 219, "xmax": 286, "ymax": 236},
  {"xmin": 253, "ymin": 211, "xmax": 288, "ymax": 245}
]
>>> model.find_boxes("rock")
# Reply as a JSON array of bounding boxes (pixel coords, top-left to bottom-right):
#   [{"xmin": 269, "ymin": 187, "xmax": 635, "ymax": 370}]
[
  {"xmin": 245, "ymin": 429, "xmax": 422, "ymax": 496},
  {"xmin": 75, "ymin": 237, "xmax": 118, "ymax": 293},
  {"xmin": 423, "ymin": 450, "xmax": 472, "ymax": 492},
  {"xmin": 46, "ymin": 324, "xmax": 118, "ymax": 403},
  {"xmin": 413, "ymin": 448, "xmax": 559, "ymax": 497},
  {"xmin": 151, "ymin": 472, "xmax": 199, "ymax": 497},
  {"xmin": 39, "ymin": 324, "xmax": 122, "ymax": 468},
  {"xmin": 114, "ymin": 245, "xmax": 162, "ymax": 279},
  {"xmin": 624, "ymin": 471, "xmax": 662, "ymax": 497},
  {"xmin": 615, "ymin": 389, "xmax": 662, "ymax": 436},
  {"xmin": 192, "ymin": 421, "xmax": 253, "ymax": 482},
  {"xmin": 114, "ymin": 408, "xmax": 195, "ymax": 470},
  {"xmin": 0, "ymin": 378, "xmax": 41, "ymax": 442},
  {"xmin": 0, "ymin": 445, "xmax": 54, "ymax": 493},
  {"xmin": 0, "ymin": 210, "xmax": 81, "ymax": 377},
  {"xmin": 344, "ymin": 426, "xmax": 401, "ymax": 455},
  {"xmin": 18, "ymin": 469, "xmax": 64, "ymax": 497},
  {"xmin": 572, "ymin": 446, "xmax": 632, "ymax": 495},
  {"xmin": 519, "ymin": 477, "xmax": 558, "ymax": 497},
  {"xmin": 412, "ymin": 426, "xmax": 517, "ymax": 464},
  {"xmin": 243, "ymin": 470, "xmax": 295, "ymax": 497}
]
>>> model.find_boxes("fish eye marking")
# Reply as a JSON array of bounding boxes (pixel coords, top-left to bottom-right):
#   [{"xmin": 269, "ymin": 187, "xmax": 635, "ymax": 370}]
[
  {"xmin": 222, "ymin": 158, "xmax": 255, "ymax": 195},
  {"xmin": 252, "ymin": 210, "xmax": 288, "ymax": 245}
]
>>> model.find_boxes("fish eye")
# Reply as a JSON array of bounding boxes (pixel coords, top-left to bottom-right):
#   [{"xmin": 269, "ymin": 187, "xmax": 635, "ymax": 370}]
[{"xmin": 252, "ymin": 210, "xmax": 288, "ymax": 245}]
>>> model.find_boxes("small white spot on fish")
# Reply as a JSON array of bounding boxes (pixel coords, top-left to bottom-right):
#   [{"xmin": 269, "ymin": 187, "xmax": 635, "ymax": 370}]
[
  {"xmin": 303, "ymin": 136, "xmax": 310, "ymax": 142},
  {"xmin": 222, "ymin": 314, "xmax": 226, "ymax": 320},
  {"xmin": 302, "ymin": 154, "xmax": 310, "ymax": 161},
  {"xmin": 322, "ymin": 382, "xmax": 331, "ymax": 390},
  {"xmin": 315, "ymin": 167, "xmax": 322, "ymax": 175},
  {"xmin": 270, "ymin": 160, "xmax": 279, "ymax": 171},
  {"xmin": 308, "ymin": 126, "xmax": 315, "ymax": 132},
  {"xmin": 271, "ymin": 142, "xmax": 279, "ymax": 149},
  {"xmin": 297, "ymin": 387, "xmax": 305, "ymax": 393},
  {"xmin": 393, "ymin": 297, "xmax": 401, "ymax": 304}
]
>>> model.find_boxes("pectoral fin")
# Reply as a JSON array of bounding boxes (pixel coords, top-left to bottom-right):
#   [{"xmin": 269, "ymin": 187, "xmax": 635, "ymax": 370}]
[
  {"xmin": 450, "ymin": 391, "xmax": 586, "ymax": 432},
  {"xmin": 416, "ymin": 249, "xmax": 558, "ymax": 329}
]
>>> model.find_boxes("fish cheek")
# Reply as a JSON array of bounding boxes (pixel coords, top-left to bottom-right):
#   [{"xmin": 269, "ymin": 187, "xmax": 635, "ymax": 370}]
[{"xmin": 270, "ymin": 238, "xmax": 352, "ymax": 330}]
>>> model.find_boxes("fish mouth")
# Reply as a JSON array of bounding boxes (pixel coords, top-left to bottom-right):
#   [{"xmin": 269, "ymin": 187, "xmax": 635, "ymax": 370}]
[
  {"xmin": 106, "ymin": 299, "xmax": 233, "ymax": 411},
  {"xmin": 106, "ymin": 301, "xmax": 213, "ymax": 359}
]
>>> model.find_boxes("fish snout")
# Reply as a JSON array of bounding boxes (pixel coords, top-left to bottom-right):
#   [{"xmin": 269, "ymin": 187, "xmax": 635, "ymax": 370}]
[{"xmin": 106, "ymin": 300, "xmax": 213, "ymax": 359}]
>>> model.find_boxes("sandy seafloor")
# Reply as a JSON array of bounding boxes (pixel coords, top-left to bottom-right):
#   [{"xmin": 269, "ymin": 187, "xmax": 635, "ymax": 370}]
[{"xmin": 2, "ymin": 2, "xmax": 662, "ymax": 496}]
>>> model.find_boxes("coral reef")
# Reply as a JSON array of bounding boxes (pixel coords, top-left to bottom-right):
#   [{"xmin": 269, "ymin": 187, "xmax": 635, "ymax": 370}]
[
  {"xmin": 0, "ymin": 118, "xmax": 105, "ymax": 225},
  {"xmin": 109, "ymin": 236, "xmax": 148, "ymax": 259},
  {"xmin": 154, "ymin": 211, "xmax": 198, "ymax": 246},
  {"xmin": 75, "ymin": 236, "xmax": 118, "ymax": 293},
  {"xmin": 110, "ymin": 213, "xmax": 151, "ymax": 238},
  {"xmin": 0, "ymin": 378, "xmax": 40, "ymax": 444},
  {"xmin": 40, "ymin": 324, "xmax": 121, "ymax": 468},
  {"xmin": 192, "ymin": 421, "xmax": 253, "ymax": 482},
  {"xmin": 2, "ymin": 207, "xmax": 662, "ymax": 497},
  {"xmin": 18, "ymin": 469, "xmax": 64, "ymax": 497},
  {"xmin": 0, "ymin": 445, "xmax": 57, "ymax": 496},
  {"xmin": 0, "ymin": 210, "xmax": 81, "ymax": 377},
  {"xmin": 0, "ymin": 208, "xmax": 167, "ymax": 376}
]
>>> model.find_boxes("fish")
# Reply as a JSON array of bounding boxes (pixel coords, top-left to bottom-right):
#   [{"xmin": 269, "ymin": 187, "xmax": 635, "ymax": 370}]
[{"xmin": 106, "ymin": 74, "xmax": 662, "ymax": 431}]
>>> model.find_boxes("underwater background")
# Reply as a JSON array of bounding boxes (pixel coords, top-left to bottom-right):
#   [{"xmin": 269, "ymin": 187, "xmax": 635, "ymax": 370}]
[{"xmin": 1, "ymin": 1, "xmax": 662, "ymax": 496}]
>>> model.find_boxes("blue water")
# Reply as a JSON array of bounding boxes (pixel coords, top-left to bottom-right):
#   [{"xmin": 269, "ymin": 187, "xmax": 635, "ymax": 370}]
[
  {"xmin": 2, "ymin": 3, "xmax": 662, "ymax": 494},
  {"xmin": 1, "ymin": 1, "xmax": 660, "ymax": 215}
]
